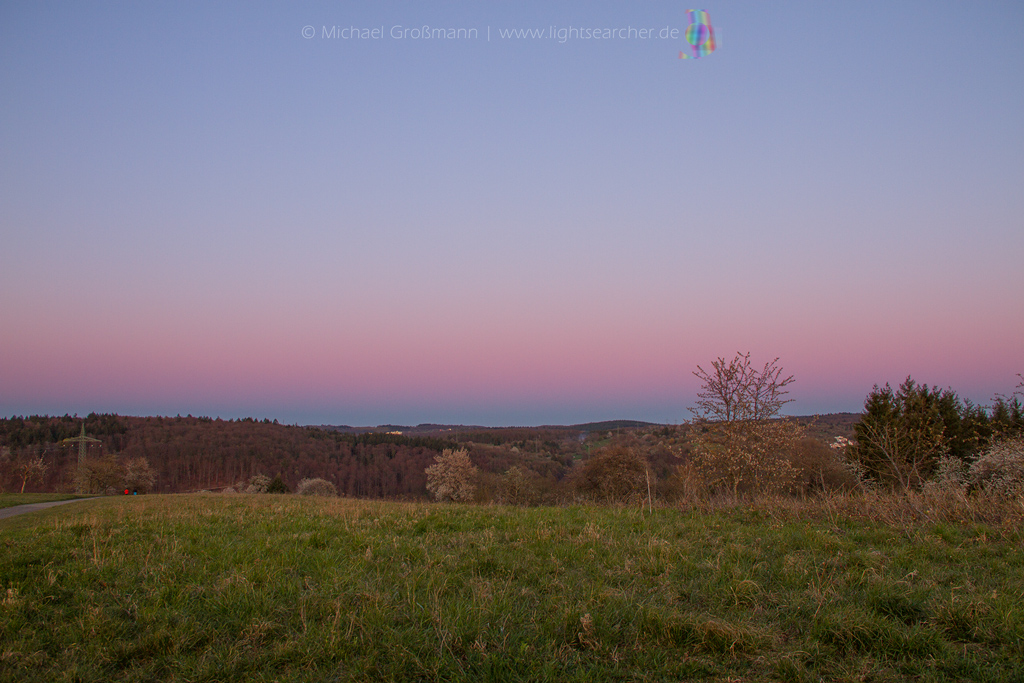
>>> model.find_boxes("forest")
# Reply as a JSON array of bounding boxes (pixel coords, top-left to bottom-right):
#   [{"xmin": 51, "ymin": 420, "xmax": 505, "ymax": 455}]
[{"xmin": 0, "ymin": 413, "xmax": 603, "ymax": 497}]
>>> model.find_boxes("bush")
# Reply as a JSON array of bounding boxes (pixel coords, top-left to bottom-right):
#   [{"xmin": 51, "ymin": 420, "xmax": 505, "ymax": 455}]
[
  {"xmin": 789, "ymin": 437, "xmax": 860, "ymax": 493},
  {"xmin": 688, "ymin": 419, "xmax": 803, "ymax": 497},
  {"xmin": 245, "ymin": 474, "xmax": 271, "ymax": 494},
  {"xmin": 923, "ymin": 455, "xmax": 968, "ymax": 495},
  {"xmin": 968, "ymin": 437, "xmax": 1024, "ymax": 498},
  {"xmin": 297, "ymin": 478, "xmax": 337, "ymax": 497},
  {"xmin": 266, "ymin": 476, "xmax": 290, "ymax": 494},
  {"xmin": 574, "ymin": 446, "xmax": 648, "ymax": 504},
  {"xmin": 495, "ymin": 466, "xmax": 538, "ymax": 506},
  {"xmin": 685, "ymin": 352, "xmax": 804, "ymax": 498}
]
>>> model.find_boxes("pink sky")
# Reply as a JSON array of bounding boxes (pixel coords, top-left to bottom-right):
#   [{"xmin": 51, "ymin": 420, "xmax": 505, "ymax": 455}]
[{"xmin": 2, "ymin": 2, "xmax": 1022, "ymax": 425}]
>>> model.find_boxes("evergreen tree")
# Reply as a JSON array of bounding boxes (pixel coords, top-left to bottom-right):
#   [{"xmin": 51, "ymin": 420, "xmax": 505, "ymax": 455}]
[
  {"xmin": 990, "ymin": 396, "xmax": 1024, "ymax": 438},
  {"xmin": 852, "ymin": 377, "xmax": 949, "ymax": 489}
]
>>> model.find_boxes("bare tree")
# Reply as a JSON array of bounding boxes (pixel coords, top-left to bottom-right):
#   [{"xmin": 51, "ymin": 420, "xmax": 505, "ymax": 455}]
[
  {"xmin": 17, "ymin": 454, "xmax": 48, "ymax": 493},
  {"xmin": 496, "ymin": 466, "xmax": 538, "ymax": 506},
  {"xmin": 691, "ymin": 352, "xmax": 794, "ymax": 422}
]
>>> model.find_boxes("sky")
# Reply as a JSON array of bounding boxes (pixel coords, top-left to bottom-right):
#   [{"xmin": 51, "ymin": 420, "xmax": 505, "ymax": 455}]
[{"xmin": 1, "ymin": 1, "xmax": 1022, "ymax": 426}]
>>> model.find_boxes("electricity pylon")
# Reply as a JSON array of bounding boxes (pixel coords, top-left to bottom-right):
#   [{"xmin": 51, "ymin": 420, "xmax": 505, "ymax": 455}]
[{"xmin": 62, "ymin": 422, "xmax": 101, "ymax": 493}]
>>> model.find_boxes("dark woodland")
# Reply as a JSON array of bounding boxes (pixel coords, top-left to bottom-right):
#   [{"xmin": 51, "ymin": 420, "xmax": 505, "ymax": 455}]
[{"xmin": 0, "ymin": 414, "xmax": 608, "ymax": 496}]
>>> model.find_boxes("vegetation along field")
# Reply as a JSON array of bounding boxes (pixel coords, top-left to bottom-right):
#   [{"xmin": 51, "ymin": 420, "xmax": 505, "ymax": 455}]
[{"xmin": 2, "ymin": 494, "xmax": 1023, "ymax": 682}]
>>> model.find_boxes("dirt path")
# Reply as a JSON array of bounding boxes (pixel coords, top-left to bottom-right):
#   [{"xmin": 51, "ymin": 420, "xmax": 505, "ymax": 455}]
[{"xmin": 0, "ymin": 498, "xmax": 92, "ymax": 521}]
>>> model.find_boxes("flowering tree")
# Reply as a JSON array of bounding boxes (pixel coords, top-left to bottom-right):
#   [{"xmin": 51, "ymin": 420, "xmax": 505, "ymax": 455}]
[
  {"xmin": 123, "ymin": 457, "xmax": 156, "ymax": 493},
  {"xmin": 687, "ymin": 352, "xmax": 802, "ymax": 496},
  {"xmin": 425, "ymin": 448, "xmax": 477, "ymax": 502}
]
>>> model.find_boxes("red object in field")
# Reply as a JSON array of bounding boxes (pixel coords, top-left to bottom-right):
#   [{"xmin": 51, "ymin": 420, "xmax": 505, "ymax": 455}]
[{"xmin": 124, "ymin": 489, "xmax": 129, "ymax": 495}]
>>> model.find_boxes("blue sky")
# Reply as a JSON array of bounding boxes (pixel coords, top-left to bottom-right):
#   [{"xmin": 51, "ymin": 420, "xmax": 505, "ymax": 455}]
[{"xmin": 2, "ymin": 2, "xmax": 1022, "ymax": 426}]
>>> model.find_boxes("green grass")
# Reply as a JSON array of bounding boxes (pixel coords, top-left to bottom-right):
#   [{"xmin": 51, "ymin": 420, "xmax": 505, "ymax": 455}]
[
  {"xmin": 0, "ymin": 493, "xmax": 95, "ymax": 509},
  {"xmin": 1, "ymin": 495, "xmax": 1022, "ymax": 682}
]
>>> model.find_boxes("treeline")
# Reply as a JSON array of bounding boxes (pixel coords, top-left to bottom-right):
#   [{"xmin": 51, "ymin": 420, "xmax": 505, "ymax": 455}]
[
  {"xmin": 851, "ymin": 377, "xmax": 1024, "ymax": 489},
  {"xmin": 0, "ymin": 413, "xmax": 129, "ymax": 450},
  {"xmin": 0, "ymin": 414, "xmax": 583, "ymax": 496}
]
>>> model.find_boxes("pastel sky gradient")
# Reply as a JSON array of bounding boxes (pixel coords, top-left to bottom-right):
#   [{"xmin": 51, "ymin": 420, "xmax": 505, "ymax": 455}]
[{"xmin": 2, "ymin": 2, "xmax": 1022, "ymax": 426}]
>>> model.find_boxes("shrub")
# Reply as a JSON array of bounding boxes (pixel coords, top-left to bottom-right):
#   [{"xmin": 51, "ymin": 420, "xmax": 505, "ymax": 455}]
[
  {"xmin": 245, "ymin": 474, "xmax": 271, "ymax": 494},
  {"xmin": 685, "ymin": 352, "xmax": 804, "ymax": 498},
  {"xmin": 425, "ymin": 448, "xmax": 477, "ymax": 502},
  {"xmin": 664, "ymin": 460, "xmax": 704, "ymax": 503},
  {"xmin": 297, "ymin": 477, "xmax": 337, "ymax": 497},
  {"xmin": 495, "ymin": 466, "xmax": 537, "ymax": 506},
  {"xmin": 789, "ymin": 437, "xmax": 860, "ymax": 493},
  {"xmin": 266, "ymin": 476, "xmax": 290, "ymax": 494},
  {"xmin": 222, "ymin": 487, "xmax": 237, "ymax": 494},
  {"xmin": 923, "ymin": 455, "xmax": 969, "ymax": 495},
  {"xmin": 574, "ymin": 446, "xmax": 648, "ymax": 504},
  {"xmin": 968, "ymin": 436, "xmax": 1024, "ymax": 498},
  {"xmin": 688, "ymin": 419, "xmax": 803, "ymax": 497}
]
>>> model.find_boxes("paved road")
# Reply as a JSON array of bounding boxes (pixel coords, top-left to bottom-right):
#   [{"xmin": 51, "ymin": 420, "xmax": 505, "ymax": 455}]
[{"xmin": 0, "ymin": 498, "xmax": 92, "ymax": 521}]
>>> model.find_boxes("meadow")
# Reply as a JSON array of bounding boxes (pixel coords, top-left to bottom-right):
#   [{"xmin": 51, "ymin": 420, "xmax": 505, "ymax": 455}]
[{"xmin": 1, "ymin": 494, "xmax": 1022, "ymax": 682}]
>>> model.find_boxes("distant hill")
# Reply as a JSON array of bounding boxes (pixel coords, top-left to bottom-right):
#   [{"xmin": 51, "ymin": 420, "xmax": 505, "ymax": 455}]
[
  {"xmin": 316, "ymin": 424, "xmax": 489, "ymax": 436},
  {"xmin": 314, "ymin": 415, "xmax": 860, "ymax": 440},
  {"xmin": 793, "ymin": 413, "xmax": 860, "ymax": 440},
  {"xmin": 569, "ymin": 420, "xmax": 660, "ymax": 432}
]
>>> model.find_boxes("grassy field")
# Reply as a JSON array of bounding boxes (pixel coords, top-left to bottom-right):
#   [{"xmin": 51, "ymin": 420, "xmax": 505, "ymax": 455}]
[
  {"xmin": 1, "ymin": 495, "xmax": 1022, "ymax": 682},
  {"xmin": 0, "ymin": 493, "xmax": 95, "ymax": 509}
]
